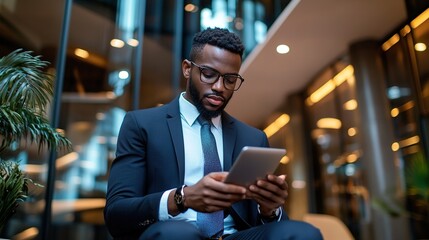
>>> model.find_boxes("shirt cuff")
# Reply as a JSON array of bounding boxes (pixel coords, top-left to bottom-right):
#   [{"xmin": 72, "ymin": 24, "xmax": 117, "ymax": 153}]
[{"xmin": 159, "ymin": 188, "xmax": 175, "ymax": 221}]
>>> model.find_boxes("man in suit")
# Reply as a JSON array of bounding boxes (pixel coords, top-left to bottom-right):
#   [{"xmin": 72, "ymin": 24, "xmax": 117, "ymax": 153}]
[{"xmin": 104, "ymin": 27, "xmax": 322, "ymax": 240}]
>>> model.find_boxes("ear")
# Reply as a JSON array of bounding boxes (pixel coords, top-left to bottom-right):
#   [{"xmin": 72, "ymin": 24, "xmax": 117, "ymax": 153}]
[{"xmin": 182, "ymin": 60, "xmax": 191, "ymax": 79}]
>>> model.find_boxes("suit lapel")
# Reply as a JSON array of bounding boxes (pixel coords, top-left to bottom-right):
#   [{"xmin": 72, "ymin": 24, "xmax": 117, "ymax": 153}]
[
  {"xmin": 166, "ymin": 97, "xmax": 186, "ymax": 183},
  {"xmin": 164, "ymin": 99, "xmax": 239, "ymax": 183},
  {"xmin": 222, "ymin": 113, "xmax": 257, "ymax": 229},
  {"xmin": 222, "ymin": 112, "xmax": 237, "ymax": 171}
]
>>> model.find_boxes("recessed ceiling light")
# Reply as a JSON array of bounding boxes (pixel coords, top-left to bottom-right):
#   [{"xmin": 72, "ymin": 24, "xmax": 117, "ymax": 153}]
[
  {"xmin": 184, "ymin": 4, "xmax": 198, "ymax": 12},
  {"xmin": 127, "ymin": 38, "xmax": 139, "ymax": 47},
  {"xmin": 415, "ymin": 42, "xmax": 427, "ymax": 51},
  {"xmin": 110, "ymin": 39, "xmax": 125, "ymax": 48},
  {"xmin": 276, "ymin": 44, "xmax": 290, "ymax": 54}
]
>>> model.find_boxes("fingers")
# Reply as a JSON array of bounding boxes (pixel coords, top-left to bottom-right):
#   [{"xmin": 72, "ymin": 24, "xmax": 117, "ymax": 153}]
[
  {"xmin": 248, "ymin": 183, "xmax": 285, "ymax": 207},
  {"xmin": 246, "ymin": 174, "xmax": 288, "ymax": 209},
  {"xmin": 266, "ymin": 174, "xmax": 288, "ymax": 190},
  {"xmin": 185, "ymin": 172, "xmax": 247, "ymax": 213},
  {"xmin": 209, "ymin": 172, "xmax": 229, "ymax": 181},
  {"xmin": 197, "ymin": 188, "xmax": 245, "ymax": 212},
  {"xmin": 198, "ymin": 184, "xmax": 246, "ymax": 202},
  {"xmin": 206, "ymin": 172, "xmax": 247, "ymax": 194}
]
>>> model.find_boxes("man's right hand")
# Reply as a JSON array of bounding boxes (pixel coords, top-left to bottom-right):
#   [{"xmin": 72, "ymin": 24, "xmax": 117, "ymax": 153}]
[{"xmin": 184, "ymin": 172, "xmax": 246, "ymax": 213}]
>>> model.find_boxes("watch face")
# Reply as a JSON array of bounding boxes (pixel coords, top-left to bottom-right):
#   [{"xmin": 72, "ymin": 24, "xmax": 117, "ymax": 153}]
[
  {"xmin": 175, "ymin": 185, "xmax": 187, "ymax": 213},
  {"xmin": 175, "ymin": 192, "xmax": 183, "ymax": 204}
]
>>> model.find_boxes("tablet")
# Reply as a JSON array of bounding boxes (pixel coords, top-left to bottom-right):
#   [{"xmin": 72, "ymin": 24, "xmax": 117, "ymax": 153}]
[{"xmin": 224, "ymin": 146, "xmax": 287, "ymax": 187}]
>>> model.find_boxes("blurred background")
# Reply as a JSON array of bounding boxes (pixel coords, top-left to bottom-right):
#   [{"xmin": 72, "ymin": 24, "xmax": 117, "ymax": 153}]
[{"xmin": 0, "ymin": 0, "xmax": 428, "ymax": 239}]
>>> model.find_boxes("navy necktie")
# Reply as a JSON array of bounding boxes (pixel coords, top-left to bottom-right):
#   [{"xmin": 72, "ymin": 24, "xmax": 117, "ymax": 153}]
[{"xmin": 197, "ymin": 115, "xmax": 224, "ymax": 238}]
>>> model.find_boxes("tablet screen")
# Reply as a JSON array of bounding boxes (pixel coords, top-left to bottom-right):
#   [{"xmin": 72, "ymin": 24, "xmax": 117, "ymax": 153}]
[{"xmin": 224, "ymin": 146, "xmax": 286, "ymax": 187}]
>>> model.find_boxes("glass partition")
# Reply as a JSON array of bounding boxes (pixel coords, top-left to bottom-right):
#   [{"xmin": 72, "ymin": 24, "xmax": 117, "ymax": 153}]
[
  {"xmin": 304, "ymin": 59, "xmax": 367, "ymax": 239},
  {"xmin": 382, "ymin": 9, "xmax": 429, "ymax": 239}
]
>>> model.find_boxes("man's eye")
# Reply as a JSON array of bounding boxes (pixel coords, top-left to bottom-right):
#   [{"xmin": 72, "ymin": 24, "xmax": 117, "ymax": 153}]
[
  {"xmin": 201, "ymin": 69, "xmax": 218, "ymax": 78},
  {"xmin": 224, "ymin": 76, "xmax": 238, "ymax": 84}
]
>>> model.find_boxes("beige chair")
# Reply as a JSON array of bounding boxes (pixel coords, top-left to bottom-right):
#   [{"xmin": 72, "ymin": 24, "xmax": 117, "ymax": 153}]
[{"xmin": 303, "ymin": 213, "xmax": 355, "ymax": 240}]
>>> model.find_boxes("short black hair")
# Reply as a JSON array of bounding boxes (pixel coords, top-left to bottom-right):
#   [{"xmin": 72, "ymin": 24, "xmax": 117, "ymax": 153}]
[{"xmin": 189, "ymin": 27, "xmax": 245, "ymax": 61}]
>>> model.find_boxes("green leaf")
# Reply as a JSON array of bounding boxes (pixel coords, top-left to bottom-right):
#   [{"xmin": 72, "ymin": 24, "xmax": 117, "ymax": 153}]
[
  {"xmin": 405, "ymin": 152, "xmax": 429, "ymax": 201},
  {"xmin": 0, "ymin": 49, "xmax": 71, "ymax": 230}
]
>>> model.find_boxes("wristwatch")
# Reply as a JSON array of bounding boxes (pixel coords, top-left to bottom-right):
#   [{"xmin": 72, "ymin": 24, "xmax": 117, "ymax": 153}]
[
  {"xmin": 174, "ymin": 185, "xmax": 187, "ymax": 213},
  {"xmin": 261, "ymin": 208, "xmax": 280, "ymax": 222}
]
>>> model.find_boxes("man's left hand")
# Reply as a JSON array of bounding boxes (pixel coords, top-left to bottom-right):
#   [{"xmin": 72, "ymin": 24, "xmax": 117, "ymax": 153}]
[{"xmin": 246, "ymin": 174, "xmax": 288, "ymax": 217}]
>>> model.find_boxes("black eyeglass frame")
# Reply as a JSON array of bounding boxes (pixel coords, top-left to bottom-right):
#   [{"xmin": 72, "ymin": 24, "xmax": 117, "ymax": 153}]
[{"xmin": 189, "ymin": 60, "xmax": 244, "ymax": 91}]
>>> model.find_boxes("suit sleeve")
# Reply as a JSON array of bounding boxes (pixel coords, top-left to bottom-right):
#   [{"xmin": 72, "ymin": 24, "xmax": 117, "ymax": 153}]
[{"xmin": 104, "ymin": 112, "xmax": 161, "ymax": 238}]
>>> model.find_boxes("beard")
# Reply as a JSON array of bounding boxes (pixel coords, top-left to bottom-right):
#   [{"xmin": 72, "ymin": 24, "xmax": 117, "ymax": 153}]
[{"xmin": 188, "ymin": 76, "xmax": 231, "ymax": 119}]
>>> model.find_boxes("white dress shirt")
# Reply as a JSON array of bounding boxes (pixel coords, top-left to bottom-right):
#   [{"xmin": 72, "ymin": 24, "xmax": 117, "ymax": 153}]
[{"xmin": 158, "ymin": 93, "xmax": 237, "ymax": 234}]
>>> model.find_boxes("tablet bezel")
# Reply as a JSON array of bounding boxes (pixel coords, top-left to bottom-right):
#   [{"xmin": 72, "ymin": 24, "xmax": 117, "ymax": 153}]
[{"xmin": 224, "ymin": 146, "xmax": 286, "ymax": 187}]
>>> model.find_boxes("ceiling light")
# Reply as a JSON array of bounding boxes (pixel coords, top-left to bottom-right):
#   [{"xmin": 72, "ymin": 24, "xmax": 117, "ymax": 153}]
[
  {"xmin": 346, "ymin": 153, "xmax": 358, "ymax": 163},
  {"xmin": 347, "ymin": 127, "xmax": 357, "ymax": 136},
  {"xmin": 398, "ymin": 101, "xmax": 415, "ymax": 112},
  {"xmin": 391, "ymin": 108, "xmax": 399, "ymax": 117},
  {"xmin": 184, "ymin": 4, "xmax": 198, "ymax": 12},
  {"xmin": 316, "ymin": 118, "xmax": 342, "ymax": 129},
  {"xmin": 382, "ymin": 34, "xmax": 400, "ymax": 51},
  {"xmin": 343, "ymin": 99, "xmax": 358, "ymax": 110},
  {"xmin": 333, "ymin": 65, "xmax": 354, "ymax": 86},
  {"xmin": 398, "ymin": 135, "xmax": 420, "ymax": 148},
  {"xmin": 400, "ymin": 25, "xmax": 411, "ymax": 36},
  {"xmin": 391, "ymin": 142, "xmax": 400, "ymax": 151},
  {"xmin": 264, "ymin": 114, "xmax": 290, "ymax": 138},
  {"xmin": 276, "ymin": 44, "xmax": 290, "ymax": 54},
  {"xmin": 127, "ymin": 38, "xmax": 139, "ymax": 47},
  {"xmin": 280, "ymin": 156, "xmax": 290, "ymax": 164},
  {"xmin": 306, "ymin": 65, "xmax": 354, "ymax": 106},
  {"xmin": 74, "ymin": 48, "xmax": 89, "ymax": 59},
  {"xmin": 110, "ymin": 39, "xmax": 125, "ymax": 48},
  {"xmin": 118, "ymin": 70, "xmax": 129, "ymax": 79},
  {"xmin": 411, "ymin": 8, "xmax": 429, "ymax": 29},
  {"xmin": 308, "ymin": 80, "xmax": 335, "ymax": 104},
  {"xmin": 415, "ymin": 42, "xmax": 427, "ymax": 52}
]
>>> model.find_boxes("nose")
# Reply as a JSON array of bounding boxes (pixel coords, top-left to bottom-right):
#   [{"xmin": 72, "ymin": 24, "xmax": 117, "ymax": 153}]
[{"xmin": 211, "ymin": 75, "xmax": 225, "ymax": 91}]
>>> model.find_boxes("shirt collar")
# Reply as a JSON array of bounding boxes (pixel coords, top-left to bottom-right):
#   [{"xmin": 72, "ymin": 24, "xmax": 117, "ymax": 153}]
[{"xmin": 179, "ymin": 92, "xmax": 222, "ymax": 129}]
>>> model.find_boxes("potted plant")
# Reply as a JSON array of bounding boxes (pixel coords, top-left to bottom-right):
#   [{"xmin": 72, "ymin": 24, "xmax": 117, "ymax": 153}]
[{"xmin": 0, "ymin": 49, "xmax": 71, "ymax": 233}]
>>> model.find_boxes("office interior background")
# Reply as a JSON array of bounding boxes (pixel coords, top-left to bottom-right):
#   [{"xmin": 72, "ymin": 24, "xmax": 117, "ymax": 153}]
[{"xmin": 0, "ymin": 0, "xmax": 428, "ymax": 239}]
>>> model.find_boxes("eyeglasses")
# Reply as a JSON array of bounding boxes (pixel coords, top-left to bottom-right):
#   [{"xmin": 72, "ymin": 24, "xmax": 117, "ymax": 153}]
[{"xmin": 190, "ymin": 61, "xmax": 244, "ymax": 91}]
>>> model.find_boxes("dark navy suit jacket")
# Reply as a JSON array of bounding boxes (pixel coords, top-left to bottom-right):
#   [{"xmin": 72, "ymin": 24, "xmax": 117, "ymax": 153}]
[{"xmin": 104, "ymin": 96, "xmax": 287, "ymax": 239}]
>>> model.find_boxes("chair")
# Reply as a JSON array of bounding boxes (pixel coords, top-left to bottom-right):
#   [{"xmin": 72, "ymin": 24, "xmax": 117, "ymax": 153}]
[{"xmin": 303, "ymin": 213, "xmax": 355, "ymax": 240}]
